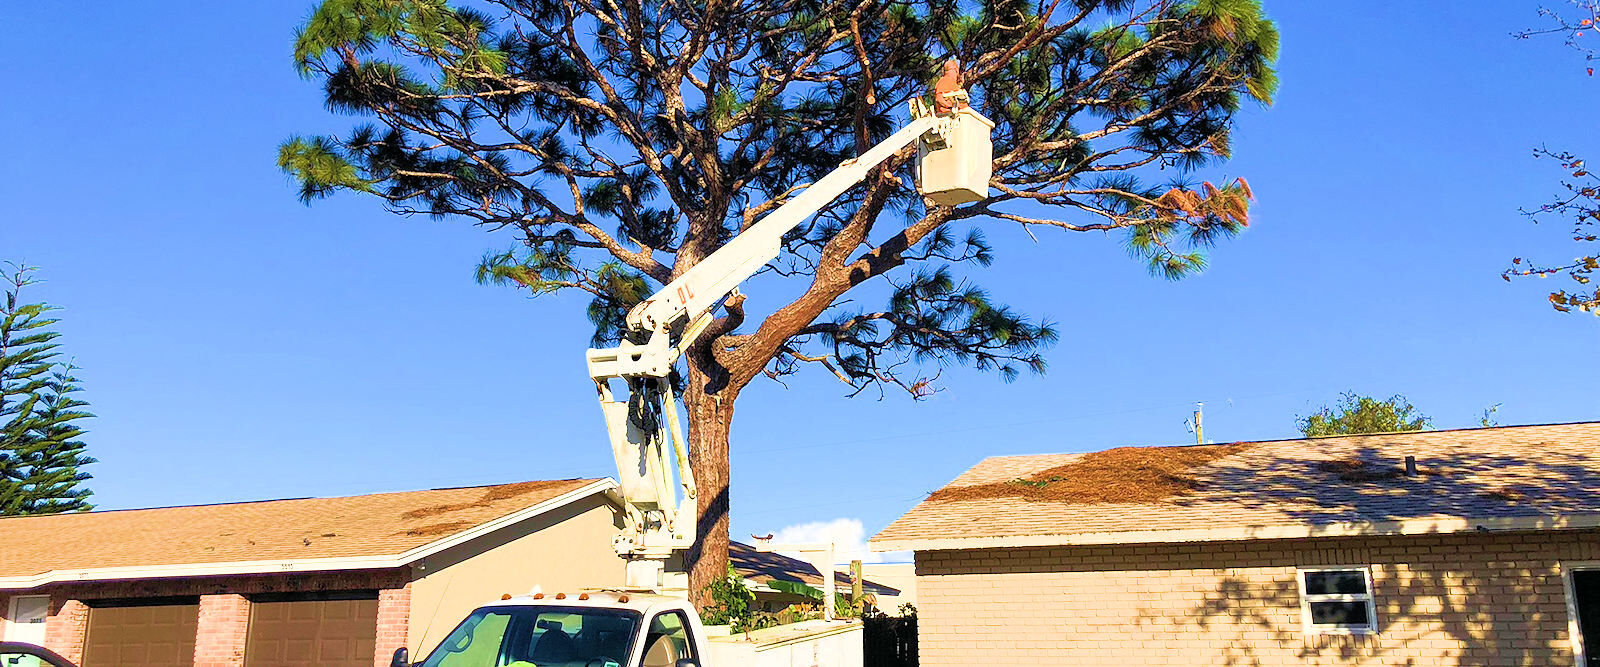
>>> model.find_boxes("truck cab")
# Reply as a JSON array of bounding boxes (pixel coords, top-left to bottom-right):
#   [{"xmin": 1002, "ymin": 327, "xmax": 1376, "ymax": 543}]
[
  {"xmin": 409, "ymin": 591, "xmax": 706, "ymax": 667},
  {"xmin": 406, "ymin": 590, "xmax": 864, "ymax": 667}
]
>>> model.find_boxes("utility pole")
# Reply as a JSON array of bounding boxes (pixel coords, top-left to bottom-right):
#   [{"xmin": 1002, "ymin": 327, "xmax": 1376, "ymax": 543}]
[{"xmin": 1193, "ymin": 402, "xmax": 1204, "ymax": 445}]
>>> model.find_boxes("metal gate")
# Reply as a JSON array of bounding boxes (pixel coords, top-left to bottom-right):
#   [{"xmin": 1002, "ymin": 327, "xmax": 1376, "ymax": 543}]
[{"xmin": 862, "ymin": 611, "xmax": 917, "ymax": 667}]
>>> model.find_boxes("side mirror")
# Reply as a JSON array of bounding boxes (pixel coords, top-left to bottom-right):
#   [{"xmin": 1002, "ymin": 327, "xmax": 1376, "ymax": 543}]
[{"xmin": 390, "ymin": 647, "xmax": 409, "ymax": 667}]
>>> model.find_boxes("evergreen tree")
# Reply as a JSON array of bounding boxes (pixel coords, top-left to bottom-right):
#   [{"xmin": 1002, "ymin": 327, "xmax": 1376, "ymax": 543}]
[
  {"xmin": 280, "ymin": 0, "xmax": 1279, "ymax": 603},
  {"xmin": 1297, "ymin": 392, "xmax": 1431, "ymax": 438},
  {"xmin": 1, "ymin": 265, "xmax": 57, "ymax": 515},
  {"xmin": 17, "ymin": 364, "xmax": 96, "ymax": 513},
  {"xmin": 0, "ymin": 264, "xmax": 94, "ymax": 515}
]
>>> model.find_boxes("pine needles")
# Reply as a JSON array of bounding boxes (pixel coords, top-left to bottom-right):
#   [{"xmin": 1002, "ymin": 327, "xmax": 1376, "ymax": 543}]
[{"xmin": 927, "ymin": 442, "xmax": 1255, "ymax": 504}]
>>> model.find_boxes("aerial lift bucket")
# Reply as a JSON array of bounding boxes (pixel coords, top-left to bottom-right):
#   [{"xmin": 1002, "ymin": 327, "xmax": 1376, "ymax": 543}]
[
  {"xmin": 916, "ymin": 106, "xmax": 994, "ymax": 206},
  {"xmin": 915, "ymin": 60, "xmax": 994, "ymax": 207}
]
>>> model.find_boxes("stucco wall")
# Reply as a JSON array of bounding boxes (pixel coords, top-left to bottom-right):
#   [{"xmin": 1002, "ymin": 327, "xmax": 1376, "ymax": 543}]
[
  {"xmin": 406, "ymin": 493, "xmax": 627, "ymax": 656},
  {"xmin": 914, "ymin": 530, "xmax": 1600, "ymax": 666},
  {"xmin": 861, "ymin": 563, "xmax": 918, "ymax": 611}
]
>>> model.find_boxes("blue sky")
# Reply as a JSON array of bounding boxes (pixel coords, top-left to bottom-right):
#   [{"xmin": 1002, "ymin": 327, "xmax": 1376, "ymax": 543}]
[{"xmin": 2, "ymin": 3, "xmax": 1596, "ymax": 562}]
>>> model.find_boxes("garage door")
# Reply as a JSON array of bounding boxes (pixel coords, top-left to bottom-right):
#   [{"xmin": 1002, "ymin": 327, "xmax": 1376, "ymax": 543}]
[
  {"xmin": 82, "ymin": 598, "xmax": 199, "ymax": 667},
  {"xmin": 244, "ymin": 593, "xmax": 378, "ymax": 667}
]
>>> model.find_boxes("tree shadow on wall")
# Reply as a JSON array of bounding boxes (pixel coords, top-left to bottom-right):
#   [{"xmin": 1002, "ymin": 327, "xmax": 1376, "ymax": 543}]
[
  {"xmin": 1147, "ymin": 437, "xmax": 1597, "ymax": 666},
  {"xmin": 1161, "ymin": 562, "xmax": 1569, "ymax": 667}
]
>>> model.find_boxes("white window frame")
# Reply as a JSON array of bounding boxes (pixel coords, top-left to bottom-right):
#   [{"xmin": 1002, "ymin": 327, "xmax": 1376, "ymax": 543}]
[
  {"xmin": 1562, "ymin": 560, "xmax": 1600, "ymax": 666},
  {"xmin": 1297, "ymin": 566, "xmax": 1378, "ymax": 635},
  {"xmin": 4, "ymin": 594, "xmax": 50, "ymax": 643}
]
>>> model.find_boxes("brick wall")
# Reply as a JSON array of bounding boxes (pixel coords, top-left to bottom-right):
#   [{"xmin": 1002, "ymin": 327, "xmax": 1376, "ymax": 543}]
[
  {"xmin": 374, "ymin": 584, "xmax": 412, "ymax": 667},
  {"xmin": 41, "ymin": 598, "xmax": 88, "ymax": 665},
  {"xmin": 194, "ymin": 594, "xmax": 251, "ymax": 667},
  {"xmin": 914, "ymin": 530, "xmax": 1600, "ymax": 666}
]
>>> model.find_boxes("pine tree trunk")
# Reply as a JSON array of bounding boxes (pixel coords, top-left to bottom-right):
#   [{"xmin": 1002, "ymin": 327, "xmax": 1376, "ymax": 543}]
[{"xmin": 682, "ymin": 361, "xmax": 737, "ymax": 610}]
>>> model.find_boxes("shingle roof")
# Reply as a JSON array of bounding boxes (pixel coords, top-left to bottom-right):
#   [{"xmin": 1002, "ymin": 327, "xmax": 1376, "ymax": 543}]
[
  {"xmin": 729, "ymin": 541, "xmax": 900, "ymax": 596},
  {"xmin": 871, "ymin": 422, "xmax": 1600, "ymax": 551},
  {"xmin": 0, "ymin": 479, "xmax": 604, "ymax": 580}
]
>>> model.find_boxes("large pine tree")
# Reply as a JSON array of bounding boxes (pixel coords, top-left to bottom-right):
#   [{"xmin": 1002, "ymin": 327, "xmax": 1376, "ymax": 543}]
[
  {"xmin": 281, "ymin": 0, "xmax": 1278, "ymax": 603},
  {"xmin": 0, "ymin": 264, "xmax": 95, "ymax": 515}
]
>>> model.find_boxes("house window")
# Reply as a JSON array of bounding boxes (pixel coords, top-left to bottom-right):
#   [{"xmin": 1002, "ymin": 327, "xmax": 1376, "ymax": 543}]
[{"xmin": 1298, "ymin": 567, "xmax": 1377, "ymax": 634}]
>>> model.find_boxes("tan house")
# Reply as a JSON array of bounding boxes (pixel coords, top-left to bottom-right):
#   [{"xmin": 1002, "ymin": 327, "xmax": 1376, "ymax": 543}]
[
  {"xmin": 0, "ymin": 478, "xmax": 627, "ymax": 667},
  {"xmin": 870, "ymin": 421, "xmax": 1600, "ymax": 666},
  {"xmin": 0, "ymin": 477, "xmax": 900, "ymax": 667}
]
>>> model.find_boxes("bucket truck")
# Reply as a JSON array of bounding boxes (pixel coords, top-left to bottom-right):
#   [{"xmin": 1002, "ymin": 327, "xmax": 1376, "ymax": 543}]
[{"xmin": 401, "ymin": 72, "xmax": 992, "ymax": 667}]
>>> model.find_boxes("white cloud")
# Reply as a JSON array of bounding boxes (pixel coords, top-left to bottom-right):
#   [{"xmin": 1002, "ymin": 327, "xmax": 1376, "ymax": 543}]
[{"xmin": 771, "ymin": 517, "xmax": 910, "ymax": 565}]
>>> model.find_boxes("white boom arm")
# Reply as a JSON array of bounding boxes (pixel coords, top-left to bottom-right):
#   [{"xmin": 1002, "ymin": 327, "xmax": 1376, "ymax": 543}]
[
  {"xmin": 587, "ymin": 111, "xmax": 950, "ymax": 382},
  {"xmin": 634, "ymin": 116, "xmax": 943, "ymax": 342},
  {"xmin": 588, "ymin": 96, "xmax": 993, "ymax": 590}
]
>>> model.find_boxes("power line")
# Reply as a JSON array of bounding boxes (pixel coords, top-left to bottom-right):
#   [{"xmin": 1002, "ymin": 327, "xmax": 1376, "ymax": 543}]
[
  {"xmin": 735, "ymin": 493, "xmax": 927, "ymax": 517},
  {"xmin": 738, "ymin": 390, "xmax": 1294, "ymax": 456}
]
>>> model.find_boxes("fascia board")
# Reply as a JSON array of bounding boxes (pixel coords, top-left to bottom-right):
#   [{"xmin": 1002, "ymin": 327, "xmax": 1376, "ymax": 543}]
[{"xmin": 869, "ymin": 512, "xmax": 1600, "ymax": 553}]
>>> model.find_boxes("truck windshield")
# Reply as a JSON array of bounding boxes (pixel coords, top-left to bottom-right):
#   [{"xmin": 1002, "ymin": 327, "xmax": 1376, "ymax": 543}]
[{"xmin": 418, "ymin": 605, "xmax": 641, "ymax": 667}]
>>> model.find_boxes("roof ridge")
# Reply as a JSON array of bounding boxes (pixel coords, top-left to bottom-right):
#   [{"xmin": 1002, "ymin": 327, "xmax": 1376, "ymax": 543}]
[{"xmin": 969, "ymin": 420, "xmax": 1600, "ymax": 461}]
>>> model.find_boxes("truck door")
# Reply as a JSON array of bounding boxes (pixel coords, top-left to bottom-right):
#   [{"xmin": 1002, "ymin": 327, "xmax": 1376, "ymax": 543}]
[{"xmin": 640, "ymin": 612, "xmax": 698, "ymax": 667}]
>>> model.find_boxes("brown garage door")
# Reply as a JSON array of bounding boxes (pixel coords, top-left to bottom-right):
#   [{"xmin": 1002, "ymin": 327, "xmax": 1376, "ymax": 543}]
[
  {"xmin": 244, "ymin": 593, "xmax": 378, "ymax": 667},
  {"xmin": 82, "ymin": 598, "xmax": 199, "ymax": 667}
]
